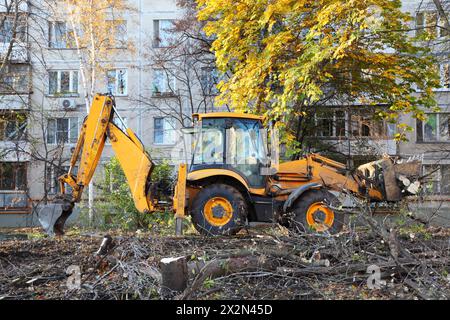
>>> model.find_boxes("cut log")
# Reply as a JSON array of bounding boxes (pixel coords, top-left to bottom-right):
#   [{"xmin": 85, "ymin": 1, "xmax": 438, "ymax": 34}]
[
  {"xmin": 179, "ymin": 255, "xmax": 276, "ymax": 299},
  {"xmin": 160, "ymin": 256, "xmax": 188, "ymax": 297}
]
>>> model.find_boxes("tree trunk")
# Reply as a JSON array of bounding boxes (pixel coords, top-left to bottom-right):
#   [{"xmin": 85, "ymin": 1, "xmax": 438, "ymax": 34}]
[
  {"xmin": 432, "ymin": 0, "xmax": 450, "ymax": 34},
  {"xmin": 160, "ymin": 256, "xmax": 188, "ymax": 297}
]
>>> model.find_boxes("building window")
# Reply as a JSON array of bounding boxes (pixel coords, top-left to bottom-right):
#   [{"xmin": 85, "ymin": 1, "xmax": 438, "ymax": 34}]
[
  {"xmin": 153, "ymin": 19, "xmax": 175, "ymax": 48},
  {"xmin": 107, "ymin": 69, "xmax": 128, "ymax": 96},
  {"xmin": 416, "ymin": 11, "xmax": 450, "ymax": 38},
  {"xmin": 48, "ymin": 21, "xmax": 75, "ymax": 49},
  {"xmin": 315, "ymin": 110, "xmax": 334, "ymax": 137},
  {"xmin": 0, "ymin": 17, "xmax": 14, "ymax": 44},
  {"xmin": 152, "ymin": 69, "xmax": 176, "ymax": 95},
  {"xmin": 314, "ymin": 110, "xmax": 346, "ymax": 137},
  {"xmin": 0, "ymin": 64, "xmax": 29, "ymax": 93},
  {"xmin": 438, "ymin": 62, "xmax": 450, "ymax": 90},
  {"xmin": 350, "ymin": 111, "xmax": 383, "ymax": 138},
  {"xmin": 0, "ymin": 15, "xmax": 26, "ymax": 44},
  {"xmin": 106, "ymin": 20, "xmax": 127, "ymax": 48},
  {"xmin": 335, "ymin": 111, "xmax": 346, "ymax": 137},
  {"xmin": 200, "ymin": 67, "xmax": 220, "ymax": 95},
  {"xmin": 422, "ymin": 164, "xmax": 450, "ymax": 195},
  {"xmin": 48, "ymin": 70, "xmax": 79, "ymax": 95},
  {"xmin": 417, "ymin": 113, "xmax": 450, "ymax": 142},
  {"xmin": 416, "ymin": 11, "xmax": 438, "ymax": 37},
  {"xmin": 0, "ymin": 112, "xmax": 27, "ymax": 141},
  {"xmin": 47, "ymin": 118, "xmax": 79, "ymax": 145},
  {"xmin": 440, "ymin": 16, "xmax": 450, "ymax": 37},
  {"xmin": 314, "ymin": 109, "xmax": 388, "ymax": 138},
  {"xmin": 154, "ymin": 117, "xmax": 176, "ymax": 145},
  {"xmin": 0, "ymin": 162, "xmax": 27, "ymax": 191}
]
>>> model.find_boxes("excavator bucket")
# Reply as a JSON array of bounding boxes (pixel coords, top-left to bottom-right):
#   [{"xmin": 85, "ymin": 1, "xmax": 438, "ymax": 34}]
[
  {"xmin": 37, "ymin": 200, "xmax": 74, "ymax": 236},
  {"xmin": 36, "ymin": 95, "xmax": 154, "ymax": 236},
  {"xmin": 37, "ymin": 204, "xmax": 64, "ymax": 236}
]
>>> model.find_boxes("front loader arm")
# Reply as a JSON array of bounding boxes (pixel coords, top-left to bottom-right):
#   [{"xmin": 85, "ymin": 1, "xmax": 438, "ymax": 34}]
[
  {"xmin": 305, "ymin": 154, "xmax": 422, "ymax": 201},
  {"xmin": 52, "ymin": 95, "xmax": 155, "ymax": 235},
  {"xmin": 275, "ymin": 153, "xmax": 421, "ymax": 204},
  {"xmin": 305, "ymin": 154, "xmax": 384, "ymax": 200}
]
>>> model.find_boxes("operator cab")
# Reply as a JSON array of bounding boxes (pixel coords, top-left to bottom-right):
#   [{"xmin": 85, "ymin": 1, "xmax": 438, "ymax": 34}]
[{"xmin": 190, "ymin": 113, "xmax": 270, "ymax": 188}]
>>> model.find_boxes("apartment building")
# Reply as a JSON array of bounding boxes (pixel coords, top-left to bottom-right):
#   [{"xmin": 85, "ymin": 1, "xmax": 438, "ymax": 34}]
[
  {"xmin": 400, "ymin": 0, "xmax": 450, "ymax": 193},
  {"xmin": 305, "ymin": 105, "xmax": 397, "ymax": 164},
  {"xmin": 0, "ymin": 1, "xmax": 32, "ymax": 226},
  {"xmin": 398, "ymin": 0, "xmax": 450, "ymax": 224},
  {"xmin": 0, "ymin": 0, "xmax": 219, "ymax": 227}
]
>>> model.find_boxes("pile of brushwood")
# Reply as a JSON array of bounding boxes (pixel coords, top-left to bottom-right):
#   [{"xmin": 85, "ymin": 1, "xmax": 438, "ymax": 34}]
[{"xmin": 0, "ymin": 214, "xmax": 449, "ymax": 300}]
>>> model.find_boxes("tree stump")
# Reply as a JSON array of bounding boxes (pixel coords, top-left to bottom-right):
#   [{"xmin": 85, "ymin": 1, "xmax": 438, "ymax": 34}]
[{"xmin": 160, "ymin": 256, "xmax": 188, "ymax": 298}]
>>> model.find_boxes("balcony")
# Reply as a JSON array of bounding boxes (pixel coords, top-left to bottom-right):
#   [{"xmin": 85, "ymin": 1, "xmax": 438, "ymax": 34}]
[
  {"xmin": 0, "ymin": 141, "xmax": 30, "ymax": 161},
  {"xmin": 0, "ymin": 42, "xmax": 28, "ymax": 63},
  {"xmin": 0, "ymin": 94, "xmax": 29, "ymax": 110},
  {"xmin": 314, "ymin": 138, "xmax": 397, "ymax": 156},
  {"xmin": 0, "ymin": 191, "xmax": 29, "ymax": 214},
  {"xmin": 0, "ymin": 1, "xmax": 28, "ymax": 13}
]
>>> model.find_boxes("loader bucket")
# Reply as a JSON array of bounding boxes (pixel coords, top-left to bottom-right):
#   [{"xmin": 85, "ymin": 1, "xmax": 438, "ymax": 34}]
[
  {"xmin": 357, "ymin": 158, "xmax": 422, "ymax": 202},
  {"xmin": 37, "ymin": 201, "xmax": 74, "ymax": 236}
]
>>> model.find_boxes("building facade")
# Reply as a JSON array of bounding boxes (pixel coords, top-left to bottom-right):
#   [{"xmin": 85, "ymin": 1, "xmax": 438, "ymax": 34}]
[{"xmin": 399, "ymin": 0, "xmax": 450, "ymax": 225}]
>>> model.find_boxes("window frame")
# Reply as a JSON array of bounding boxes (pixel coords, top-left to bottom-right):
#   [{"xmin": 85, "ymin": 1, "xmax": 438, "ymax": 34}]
[
  {"xmin": 0, "ymin": 64, "xmax": 29, "ymax": 94},
  {"xmin": 48, "ymin": 70, "xmax": 79, "ymax": 96},
  {"xmin": 314, "ymin": 110, "xmax": 349, "ymax": 138},
  {"xmin": 0, "ymin": 15, "xmax": 26, "ymax": 44},
  {"xmin": 105, "ymin": 19, "xmax": 128, "ymax": 48},
  {"xmin": 0, "ymin": 112, "xmax": 27, "ymax": 141},
  {"xmin": 153, "ymin": 117, "xmax": 176, "ymax": 146},
  {"xmin": 48, "ymin": 21, "xmax": 75, "ymax": 49},
  {"xmin": 0, "ymin": 162, "xmax": 27, "ymax": 191},
  {"xmin": 106, "ymin": 69, "xmax": 128, "ymax": 96},
  {"xmin": 46, "ymin": 117, "xmax": 79, "ymax": 145},
  {"xmin": 436, "ymin": 62, "xmax": 450, "ymax": 91},
  {"xmin": 153, "ymin": 19, "xmax": 175, "ymax": 48},
  {"xmin": 200, "ymin": 67, "xmax": 220, "ymax": 96},
  {"xmin": 422, "ymin": 164, "xmax": 450, "ymax": 195},
  {"xmin": 416, "ymin": 10, "xmax": 450, "ymax": 38},
  {"xmin": 417, "ymin": 113, "xmax": 450, "ymax": 143},
  {"xmin": 152, "ymin": 69, "xmax": 176, "ymax": 96},
  {"xmin": 313, "ymin": 109, "xmax": 391, "ymax": 139},
  {"xmin": 46, "ymin": 165, "xmax": 78, "ymax": 195}
]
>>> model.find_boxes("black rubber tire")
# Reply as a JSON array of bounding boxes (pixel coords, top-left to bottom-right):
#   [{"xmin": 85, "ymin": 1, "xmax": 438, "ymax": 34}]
[
  {"xmin": 291, "ymin": 189, "xmax": 344, "ymax": 234},
  {"xmin": 191, "ymin": 184, "xmax": 247, "ymax": 236}
]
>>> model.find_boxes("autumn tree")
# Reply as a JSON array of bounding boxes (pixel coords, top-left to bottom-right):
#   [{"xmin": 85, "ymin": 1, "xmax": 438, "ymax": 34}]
[
  {"xmin": 43, "ymin": 0, "xmax": 133, "ymax": 221},
  {"xmin": 0, "ymin": 0, "xmax": 27, "ymax": 74},
  {"xmin": 197, "ymin": 0, "xmax": 440, "ymax": 154},
  {"xmin": 60, "ymin": 0, "xmax": 133, "ymax": 110}
]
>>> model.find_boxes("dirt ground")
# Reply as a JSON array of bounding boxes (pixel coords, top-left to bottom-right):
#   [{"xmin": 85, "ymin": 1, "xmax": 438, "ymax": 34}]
[{"xmin": 0, "ymin": 223, "xmax": 449, "ymax": 300}]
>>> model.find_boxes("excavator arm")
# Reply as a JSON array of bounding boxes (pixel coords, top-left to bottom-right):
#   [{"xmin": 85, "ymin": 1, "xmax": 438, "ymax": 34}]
[{"xmin": 41, "ymin": 95, "xmax": 155, "ymax": 235}]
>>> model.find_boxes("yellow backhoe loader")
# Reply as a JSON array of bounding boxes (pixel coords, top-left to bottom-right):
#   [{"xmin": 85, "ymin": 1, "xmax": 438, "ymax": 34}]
[{"xmin": 38, "ymin": 94, "xmax": 422, "ymax": 236}]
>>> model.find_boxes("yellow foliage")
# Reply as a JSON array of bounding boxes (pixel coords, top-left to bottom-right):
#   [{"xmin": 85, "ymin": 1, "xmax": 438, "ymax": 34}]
[{"xmin": 197, "ymin": 0, "xmax": 439, "ymax": 134}]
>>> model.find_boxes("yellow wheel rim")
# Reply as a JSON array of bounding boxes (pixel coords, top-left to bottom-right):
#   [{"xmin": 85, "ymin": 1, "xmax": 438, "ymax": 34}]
[
  {"xmin": 203, "ymin": 197, "xmax": 233, "ymax": 227},
  {"xmin": 306, "ymin": 202, "xmax": 335, "ymax": 232}
]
